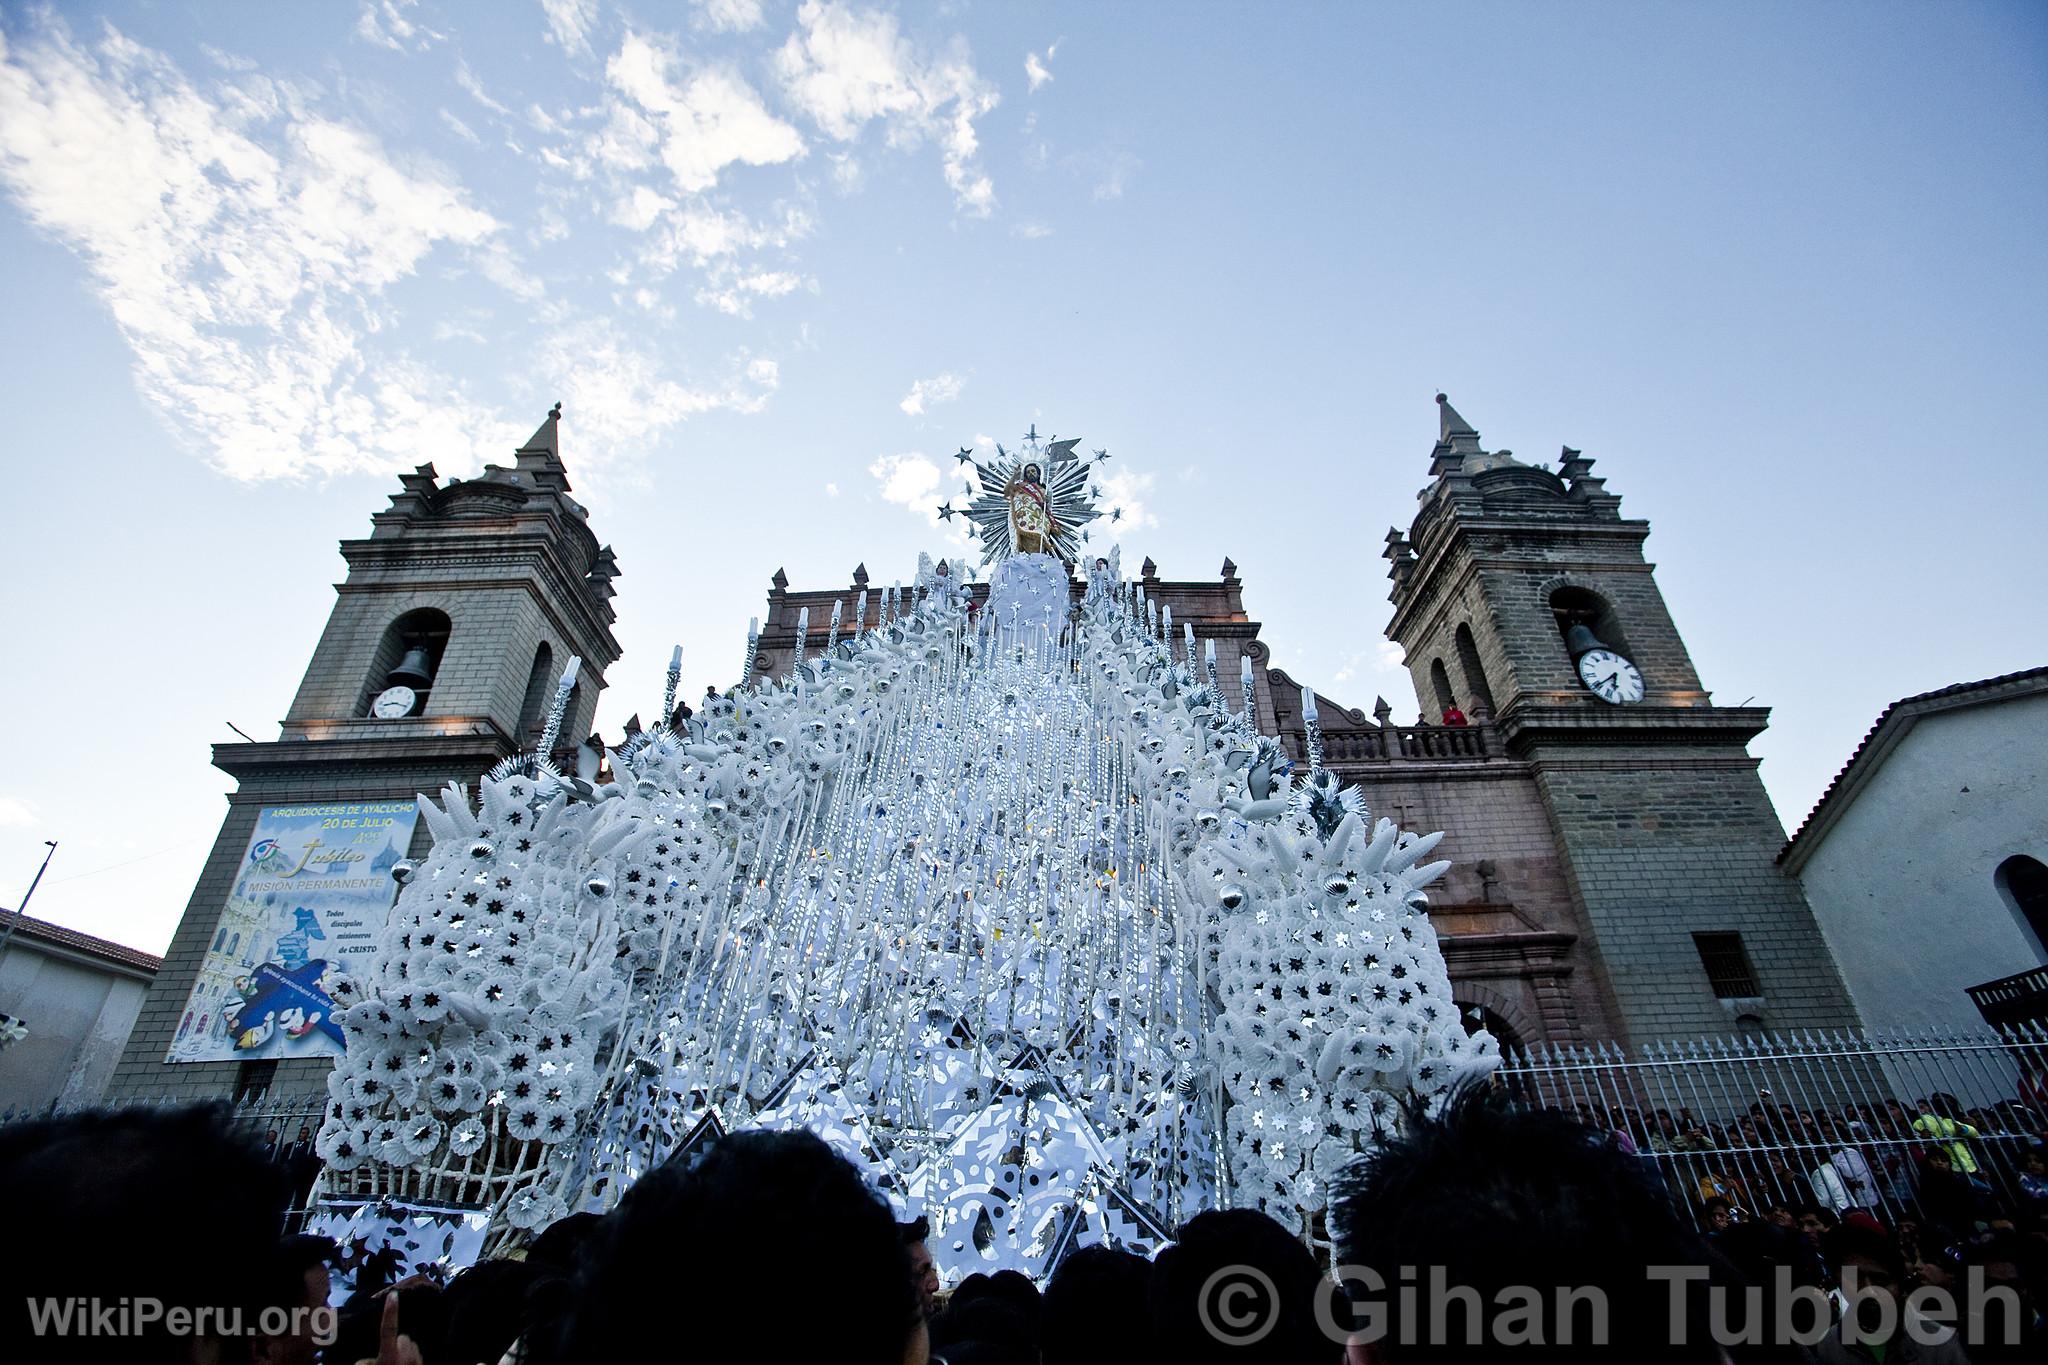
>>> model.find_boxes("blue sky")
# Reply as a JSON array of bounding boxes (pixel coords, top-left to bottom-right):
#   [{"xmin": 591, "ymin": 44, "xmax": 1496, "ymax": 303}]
[{"xmin": 1, "ymin": 0, "xmax": 2042, "ymax": 952}]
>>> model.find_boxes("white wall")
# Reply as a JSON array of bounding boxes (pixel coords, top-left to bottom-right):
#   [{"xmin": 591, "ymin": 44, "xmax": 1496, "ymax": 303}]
[
  {"xmin": 1800, "ymin": 693, "xmax": 2048, "ymax": 1031},
  {"xmin": 0, "ymin": 940, "xmax": 152, "ymax": 1112}
]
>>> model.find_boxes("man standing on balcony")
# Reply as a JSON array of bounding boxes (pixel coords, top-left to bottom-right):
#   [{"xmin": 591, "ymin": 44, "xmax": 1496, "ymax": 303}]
[{"xmin": 1441, "ymin": 703, "xmax": 1468, "ymax": 726}]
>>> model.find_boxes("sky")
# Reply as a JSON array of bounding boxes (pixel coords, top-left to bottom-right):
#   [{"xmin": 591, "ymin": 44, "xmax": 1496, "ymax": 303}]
[{"xmin": 0, "ymin": 0, "xmax": 2043, "ymax": 954}]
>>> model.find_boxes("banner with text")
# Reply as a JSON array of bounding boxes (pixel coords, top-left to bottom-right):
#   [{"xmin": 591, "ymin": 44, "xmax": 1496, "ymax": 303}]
[{"xmin": 166, "ymin": 800, "xmax": 418, "ymax": 1063}]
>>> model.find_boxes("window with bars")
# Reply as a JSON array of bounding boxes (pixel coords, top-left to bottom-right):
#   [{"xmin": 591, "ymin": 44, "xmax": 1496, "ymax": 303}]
[{"xmin": 1693, "ymin": 932, "xmax": 1761, "ymax": 999}]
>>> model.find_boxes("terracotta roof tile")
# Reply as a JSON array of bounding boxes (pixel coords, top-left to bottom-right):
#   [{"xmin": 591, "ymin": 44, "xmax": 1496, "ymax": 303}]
[{"xmin": 0, "ymin": 910, "xmax": 163, "ymax": 973}]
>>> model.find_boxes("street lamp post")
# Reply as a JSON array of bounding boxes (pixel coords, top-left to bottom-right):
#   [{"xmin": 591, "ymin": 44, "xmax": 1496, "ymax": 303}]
[{"xmin": 0, "ymin": 839, "xmax": 60, "ymax": 976}]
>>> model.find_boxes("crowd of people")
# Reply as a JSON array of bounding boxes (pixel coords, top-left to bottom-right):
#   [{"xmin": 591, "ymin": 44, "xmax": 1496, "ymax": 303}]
[
  {"xmin": 1528, "ymin": 1087, "xmax": 2048, "ymax": 1246},
  {"xmin": 1, "ymin": 1084, "xmax": 2043, "ymax": 1363}
]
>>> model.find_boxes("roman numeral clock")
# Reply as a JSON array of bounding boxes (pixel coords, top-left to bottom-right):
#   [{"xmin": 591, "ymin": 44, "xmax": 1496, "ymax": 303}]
[{"xmin": 1565, "ymin": 623, "xmax": 1645, "ymax": 704}]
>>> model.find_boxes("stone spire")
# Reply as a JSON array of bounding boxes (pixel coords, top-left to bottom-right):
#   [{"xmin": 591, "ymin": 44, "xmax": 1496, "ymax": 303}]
[
  {"xmin": 514, "ymin": 402, "xmax": 572, "ymax": 493},
  {"xmin": 1428, "ymin": 393, "xmax": 1486, "ymax": 477}
]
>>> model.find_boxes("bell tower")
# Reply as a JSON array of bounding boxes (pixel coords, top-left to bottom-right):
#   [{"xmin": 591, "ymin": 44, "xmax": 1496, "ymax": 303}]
[
  {"xmin": 105, "ymin": 407, "xmax": 624, "ymax": 1103},
  {"xmin": 1384, "ymin": 396, "xmax": 1857, "ymax": 1040}
]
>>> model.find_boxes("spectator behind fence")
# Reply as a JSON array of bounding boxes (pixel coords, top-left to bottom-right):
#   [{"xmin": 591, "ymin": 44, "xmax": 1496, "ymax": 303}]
[
  {"xmin": 1041, "ymin": 1245, "xmax": 1152, "ymax": 1364},
  {"xmin": 1815, "ymin": 1219, "xmax": 1970, "ymax": 1364},
  {"xmin": 1150, "ymin": 1207, "xmax": 1336, "ymax": 1364},
  {"xmin": 0, "ymin": 1103, "xmax": 303, "ymax": 1365},
  {"xmin": 1332, "ymin": 1085, "xmax": 1728, "ymax": 1362},
  {"xmin": 538, "ymin": 1129, "xmax": 924, "ymax": 1365}
]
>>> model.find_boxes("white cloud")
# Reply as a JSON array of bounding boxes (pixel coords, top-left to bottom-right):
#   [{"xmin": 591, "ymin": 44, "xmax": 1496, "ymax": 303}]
[
  {"xmin": 694, "ymin": 267, "xmax": 803, "ymax": 317},
  {"xmin": 1091, "ymin": 148, "xmax": 1139, "ymax": 200},
  {"xmin": 539, "ymin": 0, "xmax": 601, "ymax": 58},
  {"xmin": 535, "ymin": 318, "xmax": 781, "ymax": 468},
  {"xmin": 824, "ymin": 480, "xmax": 839, "ymax": 497},
  {"xmin": 870, "ymin": 451, "xmax": 942, "ymax": 508},
  {"xmin": 869, "ymin": 450, "xmax": 976, "ymax": 550},
  {"xmin": 0, "ymin": 18, "xmax": 523, "ymax": 481},
  {"xmin": 1024, "ymin": 47, "xmax": 1054, "ymax": 93},
  {"xmin": 1330, "ymin": 640, "xmax": 1408, "ymax": 690},
  {"xmin": 607, "ymin": 32, "xmax": 805, "ymax": 195},
  {"xmin": 611, "ymin": 183, "xmax": 676, "ymax": 231},
  {"xmin": 1096, "ymin": 467, "xmax": 1159, "ymax": 545},
  {"xmin": 439, "ymin": 108, "xmax": 481, "ymax": 144},
  {"xmin": 355, "ymin": 0, "xmax": 442, "ymax": 53},
  {"xmin": 640, "ymin": 201, "xmax": 811, "ymax": 275},
  {"xmin": 0, "ymin": 795, "xmax": 39, "ymax": 829},
  {"xmin": 775, "ymin": 1, "xmax": 999, "ymax": 216},
  {"xmin": 455, "ymin": 59, "xmax": 513, "ymax": 116},
  {"xmin": 899, "ymin": 371, "xmax": 964, "ymax": 416},
  {"xmin": 1010, "ymin": 220, "xmax": 1051, "ymax": 239},
  {"xmin": 692, "ymin": 0, "xmax": 766, "ymax": 33}
]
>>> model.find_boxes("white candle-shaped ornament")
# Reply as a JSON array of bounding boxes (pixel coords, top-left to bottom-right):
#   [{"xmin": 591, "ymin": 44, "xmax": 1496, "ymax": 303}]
[
  {"xmin": 663, "ymin": 644, "xmax": 682, "ymax": 722},
  {"xmin": 1301, "ymin": 685, "xmax": 1324, "ymax": 774},
  {"xmin": 742, "ymin": 617, "xmax": 760, "ymax": 686},
  {"xmin": 1205, "ymin": 638, "xmax": 1220, "ymax": 689},
  {"xmin": 1161, "ymin": 604, "xmax": 1172, "ymax": 646},
  {"xmin": 1240, "ymin": 654, "xmax": 1256, "ymax": 719},
  {"xmin": 855, "ymin": 588, "xmax": 869, "ymax": 635},
  {"xmin": 795, "ymin": 606, "xmax": 811, "ymax": 667},
  {"xmin": 827, "ymin": 599, "xmax": 843, "ymax": 653},
  {"xmin": 537, "ymin": 655, "xmax": 582, "ymax": 757},
  {"xmin": 1184, "ymin": 622, "xmax": 1197, "ymax": 670}
]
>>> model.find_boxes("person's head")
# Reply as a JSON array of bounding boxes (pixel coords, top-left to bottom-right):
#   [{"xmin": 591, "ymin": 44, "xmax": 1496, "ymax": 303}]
[
  {"xmin": 1703, "ymin": 1196, "xmax": 1735, "ymax": 1232},
  {"xmin": 1796, "ymin": 1207, "xmax": 1837, "ymax": 1242},
  {"xmin": 526, "ymin": 1211, "xmax": 603, "ymax": 1275},
  {"xmin": 1926, "ymin": 1147, "xmax": 1954, "ymax": 1174},
  {"xmin": 899, "ymin": 1215, "xmax": 938, "ymax": 1319},
  {"xmin": 547, "ymin": 1130, "xmax": 923, "ymax": 1364},
  {"xmin": 1151, "ymin": 1208, "xmax": 1335, "ymax": 1364},
  {"xmin": 0, "ymin": 1104, "xmax": 300, "ymax": 1364},
  {"xmin": 1042, "ymin": 1245, "xmax": 1151, "ymax": 1364},
  {"xmin": 1822, "ymin": 1219, "xmax": 1907, "ymax": 1340},
  {"xmin": 442, "ymin": 1258, "xmax": 549, "ymax": 1365},
  {"xmin": 252, "ymin": 1235, "xmax": 337, "ymax": 1365},
  {"xmin": 1333, "ymin": 1085, "xmax": 1728, "ymax": 1362},
  {"xmin": 1763, "ymin": 1202, "xmax": 1794, "ymax": 1230}
]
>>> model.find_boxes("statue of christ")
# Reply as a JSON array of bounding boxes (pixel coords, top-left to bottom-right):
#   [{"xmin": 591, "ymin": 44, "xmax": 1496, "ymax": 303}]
[{"xmin": 1006, "ymin": 462, "xmax": 1054, "ymax": 556}]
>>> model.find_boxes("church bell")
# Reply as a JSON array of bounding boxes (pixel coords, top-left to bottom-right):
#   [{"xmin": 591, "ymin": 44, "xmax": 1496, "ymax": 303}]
[
  {"xmin": 388, "ymin": 645, "xmax": 434, "ymax": 688},
  {"xmin": 1562, "ymin": 622, "xmax": 1605, "ymax": 658}
]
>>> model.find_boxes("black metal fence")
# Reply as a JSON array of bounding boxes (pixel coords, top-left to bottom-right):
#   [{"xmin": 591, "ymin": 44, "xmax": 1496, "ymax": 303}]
[
  {"xmin": 1495, "ymin": 1026, "xmax": 2048, "ymax": 1239},
  {"xmin": 8, "ymin": 1028, "xmax": 2047, "ymax": 1246}
]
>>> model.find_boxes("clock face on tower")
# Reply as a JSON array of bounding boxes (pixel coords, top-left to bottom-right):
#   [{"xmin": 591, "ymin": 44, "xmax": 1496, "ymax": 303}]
[
  {"xmin": 370, "ymin": 685, "xmax": 418, "ymax": 719},
  {"xmin": 1576, "ymin": 649, "xmax": 1644, "ymax": 705}
]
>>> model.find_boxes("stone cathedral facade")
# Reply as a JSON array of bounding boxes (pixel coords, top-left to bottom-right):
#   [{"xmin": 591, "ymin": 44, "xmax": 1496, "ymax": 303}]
[{"xmin": 105, "ymin": 397, "xmax": 1857, "ymax": 1104}]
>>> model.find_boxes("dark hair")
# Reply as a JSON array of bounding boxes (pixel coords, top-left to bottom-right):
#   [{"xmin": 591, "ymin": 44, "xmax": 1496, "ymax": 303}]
[
  {"xmin": 0, "ymin": 1104, "xmax": 297, "ymax": 1364},
  {"xmin": 931, "ymin": 1297, "xmax": 1038, "ymax": 1364},
  {"xmin": 1151, "ymin": 1208, "xmax": 1334, "ymax": 1363},
  {"xmin": 1042, "ymin": 1245, "xmax": 1151, "ymax": 1363},
  {"xmin": 899, "ymin": 1214, "xmax": 931, "ymax": 1244},
  {"xmin": 278, "ymin": 1232, "xmax": 337, "ymax": 1278},
  {"xmin": 1332, "ymin": 1085, "xmax": 1728, "ymax": 1361},
  {"xmin": 543, "ymin": 1130, "xmax": 917, "ymax": 1364},
  {"xmin": 443, "ymin": 1258, "xmax": 551, "ymax": 1365},
  {"xmin": 526, "ymin": 1211, "xmax": 604, "ymax": 1273},
  {"xmin": 1820, "ymin": 1220, "xmax": 1905, "ymax": 1280}
]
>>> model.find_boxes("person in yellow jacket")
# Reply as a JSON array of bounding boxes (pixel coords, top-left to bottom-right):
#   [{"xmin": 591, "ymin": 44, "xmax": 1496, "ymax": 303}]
[{"xmin": 1911, "ymin": 1097, "xmax": 1980, "ymax": 1174}]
